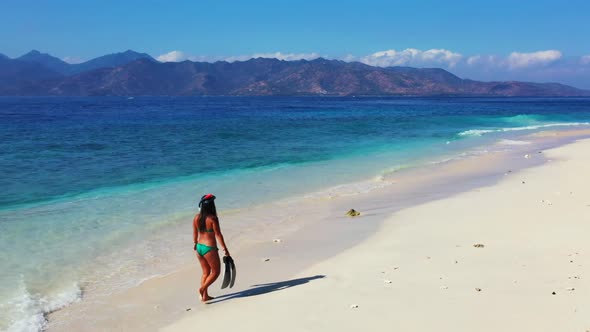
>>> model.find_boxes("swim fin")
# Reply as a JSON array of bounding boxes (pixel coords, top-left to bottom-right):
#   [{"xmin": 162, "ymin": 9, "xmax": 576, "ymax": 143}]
[
  {"xmin": 221, "ymin": 256, "xmax": 231, "ymax": 289},
  {"xmin": 228, "ymin": 256, "xmax": 236, "ymax": 288}
]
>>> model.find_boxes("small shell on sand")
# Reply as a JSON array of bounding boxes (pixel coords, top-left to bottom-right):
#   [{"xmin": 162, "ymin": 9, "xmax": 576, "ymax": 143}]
[
  {"xmin": 272, "ymin": 239, "xmax": 282, "ymax": 243},
  {"xmin": 475, "ymin": 288, "xmax": 482, "ymax": 292},
  {"xmin": 473, "ymin": 244, "xmax": 485, "ymax": 248},
  {"xmin": 440, "ymin": 286, "xmax": 448, "ymax": 290},
  {"xmin": 524, "ymin": 154, "xmax": 531, "ymax": 159},
  {"xmin": 566, "ymin": 287, "xmax": 575, "ymax": 291},
  {"xmin": 350, "ymin": 304, "xmax": 359, "ymax": 309},
  {"xmin": 384, "ymin": 280, "xmax": 392, "ymax": 284},
  {"xmin": 263, "ymin": 258, "xmax": 271, "ymax": 262},
  {"xmin": 345, "ymin": 209, "xmax": 361, "ymax": 217}
]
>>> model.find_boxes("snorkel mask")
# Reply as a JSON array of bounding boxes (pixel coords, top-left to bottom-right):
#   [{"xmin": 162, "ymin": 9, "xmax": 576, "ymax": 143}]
[{"xmin": 199, "ymin": 193, "xmax": 216, "ymax": 208}]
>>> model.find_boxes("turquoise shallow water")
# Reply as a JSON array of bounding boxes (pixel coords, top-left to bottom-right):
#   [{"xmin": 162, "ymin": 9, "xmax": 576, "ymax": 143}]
[{"xmin": 1, "ymin": 96, "xmax": 590, "ymax": 331}]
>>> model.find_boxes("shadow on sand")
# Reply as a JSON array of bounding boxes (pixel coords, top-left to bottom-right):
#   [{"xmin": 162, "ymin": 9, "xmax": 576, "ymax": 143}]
[{"xmin": 208, "ymin": 275, "xmax": 326, "ymax": 304}]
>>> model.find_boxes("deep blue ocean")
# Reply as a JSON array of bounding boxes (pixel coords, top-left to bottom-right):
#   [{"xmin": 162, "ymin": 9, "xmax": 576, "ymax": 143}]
[{"xmin": 1, "ymin": 96, "xmax": 590, "ymax": 331}]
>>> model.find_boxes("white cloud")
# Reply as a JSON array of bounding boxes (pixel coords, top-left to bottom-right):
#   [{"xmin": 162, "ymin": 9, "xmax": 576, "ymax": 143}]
[
  {"xmin": 466, "ymin": 55, "xmax": 501, "ymax": 66},
  {"xmin": 62, "ymin": 56, "xmax": 84, "ymax": 64},
  {"xmin": 359, "ymin": 48, "xmax": 463, "ymax": 68},
  {"xmin": 581, "ymin": 55, "xmax": 590, "ymax": 65},
  {"xmin": 157, "ymin": 50, "xmax": 187, "ymax": 62},
  {"xmin": 157, "ymin": 51, "xmax": 320, "ymax": 63},
  {"xmin": 228, "ymin": 52, "xmax": 320, "ymax": 62},
  {"xmin": 507, "ymin": 50, "xmax": 562, "ymax": 69},
  {"xmin": 465, "ymin": 51, "xmax": 564, "ymax": 70}
]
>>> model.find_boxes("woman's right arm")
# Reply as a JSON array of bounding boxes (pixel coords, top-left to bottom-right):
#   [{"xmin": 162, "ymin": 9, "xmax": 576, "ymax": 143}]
[{"xmin": 211, "ymin": 216, "xmax": 230, "ymax": 256}]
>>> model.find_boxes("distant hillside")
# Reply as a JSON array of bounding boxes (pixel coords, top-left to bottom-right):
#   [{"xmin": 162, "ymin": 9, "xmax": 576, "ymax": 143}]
[
  {"xmin": 71, "ymin": 50, "xmax": 155, "ymax": 74},
  {"xmin": 17, "ymin": 50, "xmax": 71, "ymax": 74},
  {"xmin": 0, "ymin": 56, "xmax": 63, "ymax": 94},
  {"xmin": 5, "ymin": 49, "xmax": 155, "ymax": 76},
  {"xmin": 1, "ymin": 52, "xmax": 588, "ymax": 97}
]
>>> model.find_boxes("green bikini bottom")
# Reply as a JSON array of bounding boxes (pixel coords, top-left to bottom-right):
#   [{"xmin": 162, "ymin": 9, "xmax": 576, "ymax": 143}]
[{"xmin": 195, "ymin": 243, "xmax": 218, "ymax": 257}]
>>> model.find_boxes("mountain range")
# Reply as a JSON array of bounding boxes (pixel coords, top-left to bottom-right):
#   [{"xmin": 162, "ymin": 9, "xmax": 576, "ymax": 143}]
[{"xmin": 1, "ymin": 50, "xmax": 588, "ymax": 96}]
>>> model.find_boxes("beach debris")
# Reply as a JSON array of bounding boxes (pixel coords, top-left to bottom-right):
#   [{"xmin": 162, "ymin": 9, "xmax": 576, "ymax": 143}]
[
  {"xmin": 384, "ymin": 280, "xmax": 392, "ymax": 284},
  {"xmin": 345, "ymin": 209, "xmax": 361, "ymax": 217},
  {"xmin": 393, "ymin": 267, "xmax": 399, "ymax": 270},
  {"xmin": 541, "ymin": 199, "xmax": 553, "ymax": 206},
  {"xmin": 524, "ymin": 154, "xmax": 531, "ymax": 159},
  {"xmin": 186, "ymin": 308, "xmax": 192, "ymax": 311},
  {"xmin": 552, "ymin": 291, "xmax": 557, "ymax": 295},
  {"xmin": 440, "ymin": 285, "xmax": 448, "ymax": 290},
  {"xmin": 475, "ymin": 288, "xmax": 482, "ymax": 292},
  {"xmin": 566, "ymin": 287, "xmax": 575, "ymax": 291},
  {"xmin": 263, "ymin": 258, "xmax": 271, "ymax": 262},
  {"xmin": 473, "ymin": 243, "xmax": 485, "ymax": 248},
  {"xmin": 272, "ymin": 239, "xmax": 282, "ymax": 243},
  {"xmin": 455, "ymin": 260, "xmax": 458, "ymax": 264},
  {"xmin": 522, "ymin": 181, "xmax": 526, "ymax": 184},
  {"xmin": 350, "ymin": 304, "xmax": 359, "ymax": 309}
]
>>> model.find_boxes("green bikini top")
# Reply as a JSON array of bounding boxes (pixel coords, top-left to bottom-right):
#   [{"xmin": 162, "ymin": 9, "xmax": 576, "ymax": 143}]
[{"xmin": 199, "ymin": 228, "xmax": 214, "ymax": 233}]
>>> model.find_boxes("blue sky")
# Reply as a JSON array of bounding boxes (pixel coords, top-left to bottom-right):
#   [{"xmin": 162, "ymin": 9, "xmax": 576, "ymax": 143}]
[{"xmin": 2, "ymin": 0, "xmax": 590, "ymax": 88}]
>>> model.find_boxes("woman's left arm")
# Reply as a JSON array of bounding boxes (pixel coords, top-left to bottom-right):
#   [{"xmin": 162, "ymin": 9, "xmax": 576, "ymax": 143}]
[{"xmin": 192, "ymin": 215, "xmax": 199, "ymax": 249}]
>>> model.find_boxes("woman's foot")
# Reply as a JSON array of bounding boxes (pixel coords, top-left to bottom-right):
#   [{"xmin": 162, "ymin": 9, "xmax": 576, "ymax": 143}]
[{"xmin": 202, "ymin": 295, "xmax": 215, "ymax": 302}]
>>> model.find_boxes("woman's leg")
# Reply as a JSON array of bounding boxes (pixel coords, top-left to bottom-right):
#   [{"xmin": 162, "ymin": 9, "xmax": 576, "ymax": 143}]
[
  {"xmin": 201, "ymin": 250, "xmax": 221, "ymax": 301},
  {"xmin": 196, "ymin": 253, "xmax": 211, "ymax": 299}
]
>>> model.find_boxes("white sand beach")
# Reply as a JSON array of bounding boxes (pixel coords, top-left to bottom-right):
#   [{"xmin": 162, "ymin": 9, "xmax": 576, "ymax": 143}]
[
  {"xmin": 48, "ymin": 131, "xmax": 590, "ymax": 332},
  {"xmin": 163, "ymin": 136, "xmax": 590, "ymax": 332}
]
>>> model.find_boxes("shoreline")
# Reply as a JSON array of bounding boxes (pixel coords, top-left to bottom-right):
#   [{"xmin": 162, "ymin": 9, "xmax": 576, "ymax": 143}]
[{"xmin": 46, "ymin": 128, "xmax": 590, "ymax": 331}]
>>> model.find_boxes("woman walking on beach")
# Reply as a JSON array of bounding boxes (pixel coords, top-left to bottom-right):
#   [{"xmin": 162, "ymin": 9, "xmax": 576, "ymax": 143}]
[{"xmin": 193, "ymin": 194, "xmax": 230, "ymax": 302}]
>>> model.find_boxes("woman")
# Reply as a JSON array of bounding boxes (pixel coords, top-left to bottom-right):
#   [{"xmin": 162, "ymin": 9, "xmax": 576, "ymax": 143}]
[{"xmin": 193, "ymin": 193, "xmax": 230, "ymax": 302}]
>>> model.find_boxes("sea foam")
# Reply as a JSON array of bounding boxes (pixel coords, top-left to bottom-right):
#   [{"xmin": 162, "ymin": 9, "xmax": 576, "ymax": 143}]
[
  {"xmin": 458, "ymin": 122, "xmax": 590, "ymax": 137},
  {"xmin": 0, "ymin": 280, "xmax": 81, "ymax": 332}
]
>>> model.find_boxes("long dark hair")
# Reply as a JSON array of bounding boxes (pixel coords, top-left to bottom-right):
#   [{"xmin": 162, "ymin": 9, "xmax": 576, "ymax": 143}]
[{"xmin": 198, "ymin": 194, "xmax": 217, "ymax": 231}]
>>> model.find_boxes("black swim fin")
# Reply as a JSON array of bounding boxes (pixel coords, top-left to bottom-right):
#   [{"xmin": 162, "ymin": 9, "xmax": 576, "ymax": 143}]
[
  {"xmin": 221, "ymin": 256, "xmax": 231, "ymax": 289},
  {"xmin": 228, "ymin": 256, "xmax": 236, "ymax": 288}
]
